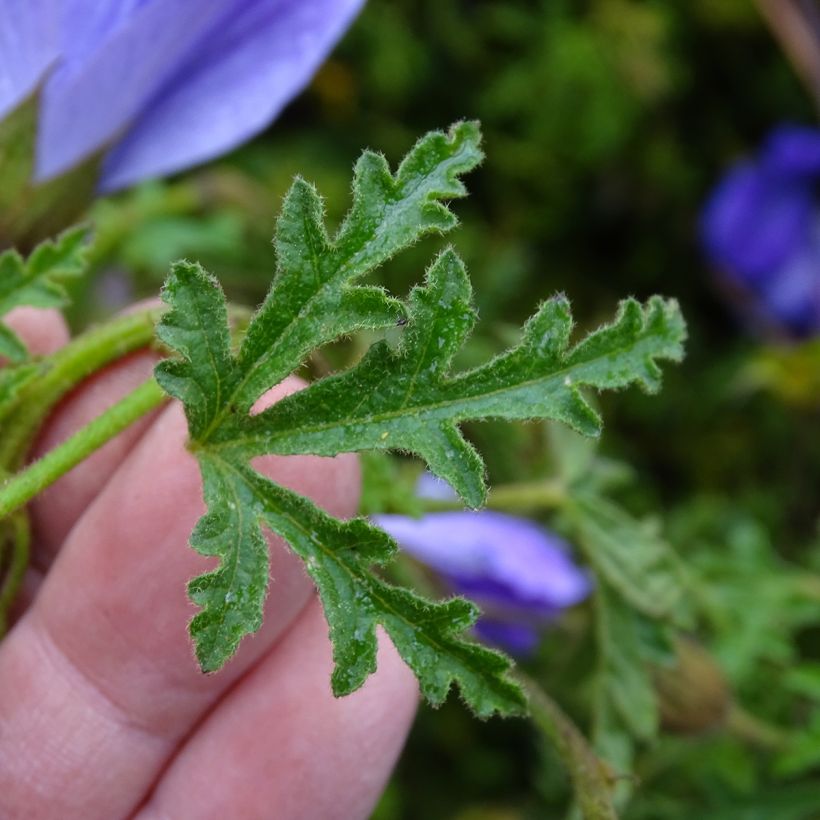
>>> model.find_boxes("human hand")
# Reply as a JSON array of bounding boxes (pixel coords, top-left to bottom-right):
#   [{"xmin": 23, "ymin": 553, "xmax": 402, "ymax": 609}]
[{"xmin": 0, "ymin": 308, "xmax": 418, "ymax": 820}]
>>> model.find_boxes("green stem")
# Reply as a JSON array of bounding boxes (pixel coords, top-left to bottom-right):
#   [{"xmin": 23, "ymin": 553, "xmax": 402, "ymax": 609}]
[
  {"xmin": 517, "ymin": 671, "xmax": 618, "ymax": 820},
  {"xmin": 0, "ymin": 308, "xmax": 161, "ymax": 470},
  {"xmin": 421, "ymin": 478, "xmax": 567, "ymax": 514},
  {"xmin": 0, "ymin": 378, "xmax": 167, "ymax": 521}
]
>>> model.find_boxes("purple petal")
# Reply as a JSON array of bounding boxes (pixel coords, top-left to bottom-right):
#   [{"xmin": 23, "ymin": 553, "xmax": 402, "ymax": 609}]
[
  {"xmin": 36, "ymin": 0, "xmax": 237, "ymax": 180},
  {"xmin": 373, "ymin": 511, "xmax": 591, "ymax": 611},
  {"xmin": 446, "ymin": 575, "xmax": 563, "ymax": 617},
  {"xmin": 99, "ymin": 0, "xmax": 364, "ymax": 191},
  {"xmin": 0, "ymin": 0, "xmax": 59, "ymax": 118},
  {"xmin": 59, "ymin": 1, "xmax": 156, "ymax": 62},
  {"xmin": 416, "ymin": 471, "xmax": 459, "ymax": 502},
  {"xmin": 473, "ymin": 620, "xmax": 541, "ymax": 656},
  {"xmin": 761, "ymin": 125, "xmax": 820, "ymax": 178},
  {"xmin": 701, "ymin": 161, "xmax": 813, "ymax": 283},
  {"xmin": 757, "ymin": 218, "xmax": 820, "ymax": 335}
]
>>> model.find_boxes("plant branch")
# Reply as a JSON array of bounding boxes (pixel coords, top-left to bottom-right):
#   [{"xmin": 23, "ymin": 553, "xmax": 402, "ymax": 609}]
[
  {"xmin": 0, "ymin": 377, "xmax": 167, "ymax": 521},
  {"xmin": 517, "ymin": 671, "xmax": 618, "ymax": 820},
  {"xmin": 0, "ymin": 307, "xmax": 162, "ymax": 470}
]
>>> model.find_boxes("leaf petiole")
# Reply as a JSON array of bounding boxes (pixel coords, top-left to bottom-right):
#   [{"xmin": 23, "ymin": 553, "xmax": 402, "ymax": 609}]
[{"xmin": 518, "ymin": 671, "xmax": 618, "ymax": 820}]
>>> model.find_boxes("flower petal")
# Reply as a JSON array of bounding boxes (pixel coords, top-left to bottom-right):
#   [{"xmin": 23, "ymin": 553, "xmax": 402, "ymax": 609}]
[
  {"xmin": 0, "ymin": 0, "xmax": 58, "ymax": 119},
  {"xmin": 757, "ymin": 218, "xmax": 820, "ymax": 335},
  {"xmin": 36, "ymin": 0, "xmax": 237, "ymax": 181},
  {"xmin": 474, "ymin": 620, "xmax": 541, "ymax": 656},
  {"xmin": 416, "ymin": 471, "xmax": 459, "ymax": 502},
  {"xmin": 373, "ymin": 511, "xmax": 590, "ymax": 610},
  {"xmin": 761, "ymin": 125, "xmax": 820, "ymax": 178},
  {"xmin": 99, "ymin": 0, "xmax": 365, "ymax": 191},
  {"xmin": 701, "ymin": 160, "xmax": 813, "ymax": 283}
]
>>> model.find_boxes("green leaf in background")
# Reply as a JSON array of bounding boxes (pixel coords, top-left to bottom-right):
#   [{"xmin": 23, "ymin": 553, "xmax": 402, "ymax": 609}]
[
  {"xmin": 358, "ymin": 451, "xmax": 426, "ymax": 517},
  {"xmin": 592, "ymin": 583, "xmax": 666, "ymax": 807},
  {"xmin": 155, "ymin": 123, "xmax": 685, "ymax": 718},
  {"xmin": 0, "ymin": 227, "xmax": 88, "ymax": 427},
  {"xmin": 571, "ymin": 492, "xmax": 689, "ymax": 624},
  {"xmin": 0, "ymin": 226, "xmax": 87, "ymax": 362}
]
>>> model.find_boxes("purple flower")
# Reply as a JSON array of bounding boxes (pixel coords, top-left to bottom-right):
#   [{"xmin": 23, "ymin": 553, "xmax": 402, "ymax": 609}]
[
  {"xmin": 701, "ymin": 125, "xmax": 820, "ymax": 336},
  {"xmin": 374, "ymin": 509, "xmax": 591, "ymax": 656},
  {"xmin": 0, "ymin": 0, "xmax": 363, "ymax": 191}
]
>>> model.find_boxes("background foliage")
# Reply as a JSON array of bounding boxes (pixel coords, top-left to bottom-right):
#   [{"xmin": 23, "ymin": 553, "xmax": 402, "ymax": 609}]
[{"xmin": 70, "ymin": 1, "xmax": 820, "ymax": 817}]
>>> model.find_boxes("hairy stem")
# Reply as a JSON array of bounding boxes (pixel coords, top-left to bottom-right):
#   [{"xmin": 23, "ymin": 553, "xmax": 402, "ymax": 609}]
[
  {"xmin": 0, "ymin": 378, "xmax": 167, "ymax": 521},
  {"xmin": 0, "ymin": 308, "xmax": 162, "ymax": 470},
  {"xmin": 518, "ymin": 671, "xmax": 618, "ymax": 820}
]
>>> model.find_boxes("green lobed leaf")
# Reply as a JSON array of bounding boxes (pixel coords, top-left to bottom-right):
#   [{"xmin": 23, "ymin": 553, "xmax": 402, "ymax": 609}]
[
  {"xmin": 0, "ymin": 226, "xmax": 87, "ymax": 362},
  {"xmin": 158, "ymin": 121, "xmax": 484, "ymax": 440},
  {"xmin": 195, "ymin": 458, "xmax": 524, "ymax": 715},
  {"xmin": 155, "ymin": 123, "xmax": 685, "ymax": 717},
  {"xmin": 157, "ymin": 263, "xmax": 525, "ymax": 713},
  {"xmin": 214, "ymin": 249, "xmax": 685, "ymax": 508}
]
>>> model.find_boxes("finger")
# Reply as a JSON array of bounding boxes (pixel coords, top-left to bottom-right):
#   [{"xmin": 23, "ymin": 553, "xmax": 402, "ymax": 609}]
[
  {"xmin": 0, "ymin": 386, "xmax": 360, "ymax": 819},
  {"xmin": 137, "ymin": 601, "xmax": 418, "ymax": 820},
  {"xmin": 3, "ymin": 306, "xmax": 69, "ymax": 359}
]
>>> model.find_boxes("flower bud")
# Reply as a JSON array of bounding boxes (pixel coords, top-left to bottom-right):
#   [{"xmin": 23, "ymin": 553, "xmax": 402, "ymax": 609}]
[{"xmin": 652, "ymin": 637, "xmax": 731, "ymax": 734}]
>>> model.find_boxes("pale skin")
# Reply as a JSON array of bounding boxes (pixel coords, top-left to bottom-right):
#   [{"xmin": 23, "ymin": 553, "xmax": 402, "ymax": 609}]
[{"xmin": 0, "ymin": 307, "xmax": 419, "ymax": 820}]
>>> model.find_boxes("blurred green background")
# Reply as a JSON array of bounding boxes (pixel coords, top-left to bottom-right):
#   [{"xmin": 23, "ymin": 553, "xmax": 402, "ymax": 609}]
[{"xmin": 77, "ymin": 2, "xmax": 820, "ymax": 817}]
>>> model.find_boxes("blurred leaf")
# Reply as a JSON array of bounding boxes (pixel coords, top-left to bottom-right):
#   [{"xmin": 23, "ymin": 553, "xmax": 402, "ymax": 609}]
[
  {"xmin": 590, "ymin": 583, "xmax": 668, "ymax": 809},
  {"xmin": 784, "ymin": 663, "xmax": 820, "ymax": 701},
  {"xmin": 546, "ymin": 421, "xmax": 635, "ymax": 492},
  {"xmin": 595, "ymin": 584, "xmax": 663, "ymax": 744},
  {"xmin": 570, "ymin": 493, "xmax": 689, "ymax": 624},
  {"xmin": 774, "ymin": 710, "xmax": 820, "ymax": 777},
  {"xmin": 359, "ymin": 451, "xmax": 425, "ymax": 517},
  {"xmin": 0, "ymin": 225, "xmax": 87, "ymax": 361}
]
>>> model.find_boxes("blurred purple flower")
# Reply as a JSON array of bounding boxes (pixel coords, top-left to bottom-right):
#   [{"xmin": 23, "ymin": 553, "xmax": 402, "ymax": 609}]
[
  {"xmin": 0, "ymin": 0, "xmax": 363, "ymax": 191},
  {"xmin": 374, "ymin": 509, "xmax": 591, "ymax": 656},
  {"xmin": 701, "ymin": 124, "xmax": 820, "ymax": 336}
]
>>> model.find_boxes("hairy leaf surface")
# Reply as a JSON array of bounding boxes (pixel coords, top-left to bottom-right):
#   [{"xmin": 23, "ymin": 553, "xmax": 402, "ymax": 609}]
[
  {"xmin": 217, "ymin": 251, "xmax": 685, "ymax": 508},
  {"xmin": 155, "ymin": 123, "xmax": 685, "ymax": 717}
]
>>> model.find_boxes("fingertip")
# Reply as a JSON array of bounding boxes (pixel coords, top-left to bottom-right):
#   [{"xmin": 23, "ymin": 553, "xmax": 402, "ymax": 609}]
[
  {"xmin": 374, "ymin": 627, "xmax": 421, "ymax": 713},
  {"xmin": 4, "ymin": 307, "xmax": 70, "ymax": 358}
]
